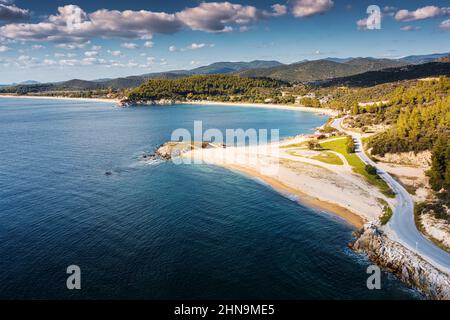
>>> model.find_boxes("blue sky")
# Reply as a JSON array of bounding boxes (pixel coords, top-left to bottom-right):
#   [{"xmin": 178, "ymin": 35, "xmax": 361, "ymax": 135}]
[{"xmin": 0, "ymin": 0, "xmax": 449, "ymax": 83}]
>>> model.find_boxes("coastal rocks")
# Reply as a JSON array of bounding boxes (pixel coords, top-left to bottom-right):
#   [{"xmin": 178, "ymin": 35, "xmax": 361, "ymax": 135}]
[
  {"xmin": 351, "ymin": 223, "xmax": 450, "ymax": 300},
  {"xmin": 155, "ymin": 142, "xmax": 192, "ymax": 160},
  {"xmin": 119, "ymin": 99, "xmax": 175, "ymax": 107},
  {"xmin": 155, "ymin": 141, "xmax": 220, "ymax": 160},
  {"xmin": 420, "ymin": 213, "xmax": 450, "ymax": 250}
]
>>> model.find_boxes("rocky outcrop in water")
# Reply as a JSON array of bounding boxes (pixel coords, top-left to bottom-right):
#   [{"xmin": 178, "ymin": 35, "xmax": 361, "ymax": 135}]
[
  {"xmin": 351, "ymin": 223, "xmax": 450, "ymax": 300},
  {"xmin": 155, "ymin": 141, "xmax": 218, "ymax": 160}
]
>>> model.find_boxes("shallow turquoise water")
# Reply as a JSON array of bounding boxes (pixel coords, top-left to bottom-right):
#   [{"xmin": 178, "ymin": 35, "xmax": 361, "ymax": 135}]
[{"xmin": 0, "ymin": 99, "xmax": 419, "ymax": 299}]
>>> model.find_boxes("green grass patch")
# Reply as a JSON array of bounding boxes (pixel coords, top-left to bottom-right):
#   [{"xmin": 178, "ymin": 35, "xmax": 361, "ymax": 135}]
[
  {"xmin": 320, "ymin": 137, "xmax": 395, "ymax": 198},
  {"xmin": 280, "ymin": 142, "xmax": 308, "ymax": 149},
  {"xmin": 311, "ymin": 152, "xmax": 344, "ymax": 165},
  {"xmin": 378, "ymin": 199, "xmax": 393, "ymax": 225}
]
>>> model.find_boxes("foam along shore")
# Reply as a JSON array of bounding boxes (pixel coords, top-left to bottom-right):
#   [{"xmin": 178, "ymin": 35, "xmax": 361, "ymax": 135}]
[
  {"xmin": 181, "ymin": 100, "xmax": 338, "ymax": 116},
  {"xmin": 0, "ymin": 94, "xmax": 120, "ymax": 105},
  {"xmin": 170, "ymin": 134, "xmax": 390, "ymax": 229}
]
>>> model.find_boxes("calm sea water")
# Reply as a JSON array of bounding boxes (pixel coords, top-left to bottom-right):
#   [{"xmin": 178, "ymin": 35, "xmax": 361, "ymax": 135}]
[{"xmin": 0, "ymin": 98, "xmax": 418, "ymax": 299}]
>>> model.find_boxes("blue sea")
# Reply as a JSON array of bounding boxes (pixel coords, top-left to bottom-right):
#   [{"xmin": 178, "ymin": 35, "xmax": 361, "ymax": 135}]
[{"xmin": 0, "ymin": 98, "xmax": 419, "ymax": 299}]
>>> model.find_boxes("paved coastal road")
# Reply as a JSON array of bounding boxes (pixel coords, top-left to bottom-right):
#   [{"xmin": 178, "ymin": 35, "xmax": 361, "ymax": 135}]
[{"xmin": 331, "ymin": 118, "xmax": 450, "ymax": 275}]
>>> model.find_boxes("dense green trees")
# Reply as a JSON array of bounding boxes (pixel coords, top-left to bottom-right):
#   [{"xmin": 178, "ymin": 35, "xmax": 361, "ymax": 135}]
[
  {"xmin": 428, "ymin": 138, "xmax": 450, "ymax": 193},
  {"xmin": 300, "ymin": 97, "xmax": 320, "ymax": 108},
  {"xmin": 346, "ymin": 136, "xmax": 356, "ymax": 153},
  {"xmin": 365, "ymin": 164, "xmax": 378, "ymax": 175},
  {"xmin": 127, "ymin": 75, "xmax": 285, "ymax": 103},
  {"xmin": 368, "ymin": 95, "xmax": 450, "ymax": 155},
  {"xmin": 361, "ymin": 78, "xmax": 450, "ymax": 207}
]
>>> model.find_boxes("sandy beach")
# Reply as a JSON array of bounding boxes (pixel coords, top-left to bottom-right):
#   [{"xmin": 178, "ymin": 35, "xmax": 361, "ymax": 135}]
[
  {"xmin": 181, "ymin": 135, "xmax": 389, "ymax": 228},
  {"xmin": 226, "ymin": 163, "xmax": 366, "ymax": 228},
  {"xmin": 2, "ymin": 94, "xmax": 377, "ymax": 227},
  {"xmin": 0, "ymin": 94, "xmax": 120, "ymax": 105},
  {"xmin": 0, "ymin": 96, "xmax": 337, "ymax": 116},
  {"xmin": 182, "ymin": 101, "xmax": 339, "ymax": 116}
]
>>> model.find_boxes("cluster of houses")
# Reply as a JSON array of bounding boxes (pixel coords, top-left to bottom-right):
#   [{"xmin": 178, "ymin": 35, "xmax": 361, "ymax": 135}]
[{"xmin": 279, "ymin": 91, "xmax": 332, "ymax": 106}]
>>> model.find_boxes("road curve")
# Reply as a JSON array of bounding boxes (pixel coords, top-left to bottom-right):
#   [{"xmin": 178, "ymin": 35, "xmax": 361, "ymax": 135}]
[{"xmin": 331, "ymin": 118, "xmax": 450, "ymax": 275}]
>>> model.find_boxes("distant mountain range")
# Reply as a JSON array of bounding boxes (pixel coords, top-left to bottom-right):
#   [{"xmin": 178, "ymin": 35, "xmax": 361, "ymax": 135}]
[
  {"xmin": 436, "ymin": 55, "xmax": 450, "ymax": 63},
  {"xmin": 2, "ymin": 53, "xmax": 449, "ymax": 92},
  {"xmin": 397, "ymin": 52, "xmax": 450, "ymax": 65},
  {"xmin": 323, "ymin": 52, "xmax": 450, "ymax": 65},
  {"xmin": 169, "ymin": 60, "xmax": 284, "ymax": 75},
  {"xmin": 0, "ymin": 80, "xmax": 41, "ymax": 87},
  {"xmin": 320, "ymin": 61, "xmax": 450, "ymax": 87},
  {"xmin": 239, "ymin": 58, "xmax": 409, "ymax": 82}
]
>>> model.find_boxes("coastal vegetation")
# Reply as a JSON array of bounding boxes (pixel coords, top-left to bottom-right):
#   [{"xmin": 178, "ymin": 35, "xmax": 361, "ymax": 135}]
[
  {"xmin": 379, "ymin": 199, "xmax": 393, "ymax": 225},
  {"xmin": 127, "ymin": 75, "xmax": 287, "ymax": 103},
  {"xmin": 320, "ymin": 137, "xmax": 394, "ymax": 197},
  {"xmin": 362, "ymin": 78, "xmax": 450, "ymax": 212},
  {"xmin": 2, "ymin": 60, "xmax": 448, "ymax": 221},
  {"xmin": 311, "ymin": 152, "xmax": 343, "ymax": 166}
]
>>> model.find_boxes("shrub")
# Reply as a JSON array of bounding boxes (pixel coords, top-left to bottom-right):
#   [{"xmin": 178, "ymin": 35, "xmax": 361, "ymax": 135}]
[
  {"xmin": 365, "ymin": 164, "xmax": 377, "ymax": 175},
  {"xmin": 307, "ymin": 141, "xmax": 322, "ymax": 150},
  {"xmin": 346, "ymin": 136, "xmax": 356, "ymax": 153},
  {"xmin": 379, "ymin": 200, "xmax": 393, "ymax": 225}
]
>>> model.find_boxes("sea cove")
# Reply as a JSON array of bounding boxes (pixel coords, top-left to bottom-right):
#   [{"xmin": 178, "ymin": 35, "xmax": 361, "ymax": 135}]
[{"xmin": 0, "ymin": 98, "xmax": 418, "ymax": 299}]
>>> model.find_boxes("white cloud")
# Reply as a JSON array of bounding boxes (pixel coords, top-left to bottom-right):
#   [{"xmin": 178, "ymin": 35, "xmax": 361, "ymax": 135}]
[
  {"xmin": 383, "ymin": 6, "xmax": 397, "ymax": 13},
  {"xmin": 441, "ymin": 19, "xmax": 450, "ymax": 30},
  {"xmin": 383, "ymin": 6, "xmax": 397, "ymax": 17},
  {"xmin": 0, "ymin": 45, "xmax": 12, "ymax": 52},
  {"xmin": 32, "ymin": 44, "xmax": 45, "ymax": 50},
  {"xmin": 400, "ymin": 25, "xmax": 421, "ymax": 32},
  {"xmin": 395, "ymin": 6, "xmax": 450, "ymax": 22},
  {"xmin": 176, "ymin": 2, "xmax": 285, "ymax": 32},
  {"xmin": 356, "ymin": 18, "xmax": 368, "ymax": 30},
  {"xmin": 188, "ymin": 43, "xmax": 206, "ymax": 50},
  {"xmin": 239, "ymin": 25, "xmax": 250, "ymax": 32},
  {"xmin": 271, "ymin": 4, "xmax": 287, "ymax": 17},
  {"xmin": 55, "ymin": 42, "xmax": 90, "ymax": 50},
  {"xmin": 0, "ymin": 3, "xmax": 30, "ymax": 21},
  {"xmin": 107, "ymin": 50, "xmax": 122, "ymax": 56},
  {"xmin": 170, "ymin": 43, "xmax": 215, "ymax": 52},
  {"xmin": 0, "ymin": 3, "xmax": 287, "ymax": 43},
  {"xmin": 84, "ymin": 50, "xmax": 99, "ymax": 57},
  {"xmin": 291, "ymin": 0, "xmax": 334, "ymax": 18},
  {"xmin": 90, "ymin": 45, "xmax": 102, "ymax": 51},
  {"xmin": 144, "ymin": 41, "xmax": 154, "ymax": 48},
  {"xmin": 43, "ymin": 59, "xmax": 57, "ymax": 66},
  {"xmin": 121, "ymin": 42, "xmax": 139, "ymax": 49}
]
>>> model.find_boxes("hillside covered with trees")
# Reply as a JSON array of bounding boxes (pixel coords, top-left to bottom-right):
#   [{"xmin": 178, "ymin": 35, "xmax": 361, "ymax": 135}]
[
  {"xmin": 343, "ymin": 77, "xmax": 450, "ymax": 209},
  {"xmin": 127, "ymin": 75, "xmax": 289, "ymax": 103}
]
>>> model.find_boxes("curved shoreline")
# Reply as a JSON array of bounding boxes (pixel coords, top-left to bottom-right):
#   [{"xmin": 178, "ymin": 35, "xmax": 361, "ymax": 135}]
[
  {"xmin": 0, "ymin": 94, "xmax": 120, "ymax": 104},
  {"xmin": 3, "ymin": 95, "xmax": 358, "ymax": 227},
  {"xmin": 225, "ymin": 163, "xmax": 365, "ymax": 228},
  {"xmin": 0, "ymin": 95, "xmax": 337, "ymax": 117},
  {"xmin": 180, "ymin": 101, "xmax": 338, "ymax": 116}
]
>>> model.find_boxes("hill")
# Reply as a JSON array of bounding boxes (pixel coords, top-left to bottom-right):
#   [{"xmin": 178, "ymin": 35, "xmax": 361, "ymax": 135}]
[
  {"xmin": 187, "ymin": 60, "xmax": 283, "ymax": 75},
  {"xmin": 398, "ymin": 53, "xmax": 450, "ymax": 65},
  {"xmin": 319, "ymin": 62, "xmax": 450, "ymax": 87},
  {"xmin": 436, "ymin": 55, "xmax": 450, "ymax": 63},
  {"xmin": 239, "ymin": 58, "xmax": 408, "ymax": 83},
  {"xmin": 0, "ymin": 60, "xmax": 284, "ymax": 92},
  {"xmin": 127, "ymin": 74, "xmax": 286, "ymax": 103}
]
